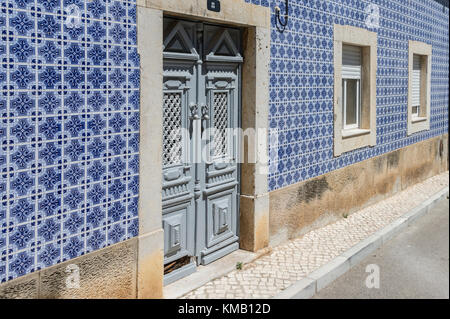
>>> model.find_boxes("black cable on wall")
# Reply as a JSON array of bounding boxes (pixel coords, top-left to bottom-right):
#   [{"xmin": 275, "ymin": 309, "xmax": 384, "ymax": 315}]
[{"xmin": 275, "ymin": 0, "xmax": 289, "ymax": 33}]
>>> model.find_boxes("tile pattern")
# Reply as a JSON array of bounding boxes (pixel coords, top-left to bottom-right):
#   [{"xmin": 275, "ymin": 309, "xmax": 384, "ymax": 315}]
[
  {"xmin": 0, "ymin": 0, "xmax": 139, "ymax": 283},
  {"xmin": 245, "ymin": 0, "xmax": 449, "ymax": 191},
  {"xmin": 182, "ymin": 173, "xmax": 449, "ymax": 299}
]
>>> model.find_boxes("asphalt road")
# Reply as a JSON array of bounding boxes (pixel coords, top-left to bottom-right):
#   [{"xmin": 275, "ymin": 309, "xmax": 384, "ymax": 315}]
[{"xmin": 313, "ymin": 197, "xmax": 449, "ymax": 299}]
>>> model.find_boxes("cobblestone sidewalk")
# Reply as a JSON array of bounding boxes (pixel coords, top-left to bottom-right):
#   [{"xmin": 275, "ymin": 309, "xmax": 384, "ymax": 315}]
[{"xmin": 182, "ymin": 173, "xmax": 449, "ymax": 299}]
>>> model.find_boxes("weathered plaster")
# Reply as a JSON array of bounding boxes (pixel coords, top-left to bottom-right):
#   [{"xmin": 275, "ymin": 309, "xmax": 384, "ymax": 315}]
[
  {"xmin": 0, "ymin": 239, "xmax": 138, "ymax": 299},
  {"xmin": 0, "ymin": 273, "xmax": 39, "ymax": 299},
  {"xmin": 137, "ymin": 6, "xmax": 165, "ymax": 298},
  {"xmin": 137, "ymin": 229, "xmax": 164, "ymax": 299},
  {"xmin": 269, "ymin": 134, "xmax": 448, "ymax": 247},
  {"xmin": 239, "ymin": 26, "xmax": 271, "ymax": 252}
]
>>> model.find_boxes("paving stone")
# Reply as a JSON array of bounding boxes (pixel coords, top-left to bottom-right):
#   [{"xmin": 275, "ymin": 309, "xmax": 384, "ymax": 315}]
[{"xmin": 181, "ymin": 173, "xmax": 449, "ymax": 299}]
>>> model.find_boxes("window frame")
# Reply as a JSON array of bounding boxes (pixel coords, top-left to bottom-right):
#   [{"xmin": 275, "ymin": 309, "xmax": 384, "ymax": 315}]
[
  {"xmin": 333, "ymin": 25, "xmax": 377, "ymax": 157},
  {"xmin": 411, "ymin": 54, "xmax": 421, "ymax": 120},
  {"xmin": 342, "ymin": 78, "xmax": 361, "ymax": 130},
  {"xmin": 407, "ymin": 41, "xmax": 432, "ymax": 135}
]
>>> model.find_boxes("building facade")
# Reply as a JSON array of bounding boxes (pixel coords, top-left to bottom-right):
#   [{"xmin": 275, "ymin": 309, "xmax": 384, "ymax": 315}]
[{"xmin": 0, "ymin": 0, "xmax": 448, "ymax": 298}]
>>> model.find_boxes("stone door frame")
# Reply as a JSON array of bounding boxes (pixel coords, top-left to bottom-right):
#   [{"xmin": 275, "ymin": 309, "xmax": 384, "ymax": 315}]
[{"xmin": 136, "ymin": 0, "xmax": 271, "ymax": 298}]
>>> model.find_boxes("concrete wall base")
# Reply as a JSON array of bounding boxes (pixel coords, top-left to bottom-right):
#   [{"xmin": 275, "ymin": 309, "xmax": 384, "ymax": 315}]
[
  {"xmin": 0, "ymin": 239, "xmax": 138, "ymax": 299},
  {"xmin": 269, "ymin": 134, "xmax": 449, "ymax": 247}
]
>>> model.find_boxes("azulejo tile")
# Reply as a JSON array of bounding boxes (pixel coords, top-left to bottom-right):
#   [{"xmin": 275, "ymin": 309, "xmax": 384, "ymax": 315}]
[
  {"xmin": 9, "ymin": 197, "xmax": 35, "ymax": 226},
  {"xmin": 86, "ymin": 227, "xmax": 106, "ymax": 253},
  {"xmin": 87, "ymin": 43, "xmax": 107, "ymax": 67},
  {"xmin": 63, "ymin": 163, "xmax": 85, "ymax": 188},
  {"xmin": 38, "ymin": 166, "xmax": 62, "ymax": 193},
  {"xmin": 36, "ymin": 241, "xmax": 61, "ymax": 270},
  {"xmin": 62, "ymin": 210, "xmax": 85, "ymax": 238},
  {"xmin": 86, "ymin": 182, "xmax": 107, "ymax": 207},
  {"xmin": 0, "ymin": 0, "xmax": 140, "ymax": 283},
  {"xmin": 9, "ymin": 9, "xmax": 35, "ymax": 37},
  {"xmin": 37, "ymin": 216, "xmax": 62, "ymax": 244},
  {"xmin": 86, "ymin": 19, "xmax": 107, "ymax": 43},
  {"xmin": 9, "ymin": 170, "xmax": 35, "ymax": 198},
  {"xmin": 38, "ymin": 140, "xmax": 63, "ymax": 166},
  {"xmin": 0, "ymin": 227, "xmax": 7, "ymax": 256},
  {"xmin": 86, "ymin": 0, "xmax": 107, "ymax": 21},
  {"xmin": 37, "ymin": 13, "xmax": 62, "ymax": 40},
  {"xmin": 107, "ymin": 156, "xmax": 126, "ymax": 178},
  {"xmin": 9, "ymin": 143, "xmax": 35, "ymax": 171},
  {"xmin": 8, "ymin": 222, "xmax": 35, "ymax": 254},
  {"xmin": 107, "ymin": 134, "xmax": 126, "ymax": 156},
  {"xmin": 127, "ymin": 217, "xmax": 138, "ymax": 239},
  {"xmin": 38, "ymin": 192, "xmax": 62, "ymax": 218},
  {"xmin": 85, "ymin": 205, "xmax": 106, "ymax": 230},
  {"xmin": 9, "ymin": 64, "xmax": 36, "ymax": 91},
  {"xmin": 9, "ymin": 37, "xmax": 35, "ymax": 64},
  {"xmin": 62, "ymin": 187, "xmax": 85, "ymax": 213},
  {"xmin": 62, "ymin": 235, "xmax": 84, "ymax": 261},
  {"xmin": 8, "ymin": 250, "xmax": 35, "ymax": 280},
  {"xmin": 107, "ymin": 221, "xmax": 126, "ymax": 246}
]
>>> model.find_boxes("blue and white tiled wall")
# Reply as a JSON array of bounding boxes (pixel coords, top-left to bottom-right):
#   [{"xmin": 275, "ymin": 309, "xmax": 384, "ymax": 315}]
[
  {"xmin": 0, "ymin": 0, "xmax": 140, "ymax": 282},
  {"xmin": 245, "ymin": 0, "xmax": 449, "ymax": 191},
  {"xmin": 0, "ymin": 0, "xmax": 449, "ymax": 285}
]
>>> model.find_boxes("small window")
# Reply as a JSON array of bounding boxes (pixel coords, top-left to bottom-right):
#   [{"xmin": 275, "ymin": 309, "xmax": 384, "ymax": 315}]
[
  {"xmin": 407, "ymin": 41, "xmax": 431, "ymax": 136},
  {"xmin": 411, "ymin": 54, "xmax": 421, "ymax": 119},
  {"xmin": 333, "ymin": 24, "xmax": 377, "ymax": 157},
  {"xmin": 342, "ymin": 45, "xmax": 362, "ymax": 130}
]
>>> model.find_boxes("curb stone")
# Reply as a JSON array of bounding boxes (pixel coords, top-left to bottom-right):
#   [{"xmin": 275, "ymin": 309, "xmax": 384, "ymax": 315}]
[{"xmin": 273, "ymin": 186, "xmax": 449, "ymax": 299}]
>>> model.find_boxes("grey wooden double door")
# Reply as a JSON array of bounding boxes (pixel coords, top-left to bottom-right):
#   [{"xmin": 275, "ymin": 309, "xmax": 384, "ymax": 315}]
[{"xmin": 161, "ymin": 17, "xmax": 242, "ymax": 280}]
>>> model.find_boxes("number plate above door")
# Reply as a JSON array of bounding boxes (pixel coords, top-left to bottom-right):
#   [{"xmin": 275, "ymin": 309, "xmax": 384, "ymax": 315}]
[{"xmin": 207, "ymin": 0, "xmax": 221, "ymax": 12}]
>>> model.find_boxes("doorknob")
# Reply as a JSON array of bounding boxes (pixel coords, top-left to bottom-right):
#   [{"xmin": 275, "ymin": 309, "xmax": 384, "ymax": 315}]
[
  {"xmin": 201, "ymin": 104, "xmax": 209, "ymax": 120},
  {"xmin": 189, "ymin": 103, "xmax": 200, "ymax": 120},
  {"xmin": 200, "ymin": 104, "xmax": 209, "ymax": 136}
]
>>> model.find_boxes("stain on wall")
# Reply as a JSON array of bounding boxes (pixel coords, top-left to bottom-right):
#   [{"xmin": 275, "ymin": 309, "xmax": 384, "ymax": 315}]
[{"xmin": 269, "ymin": 135, "xmax": 449, "ymax": 246}]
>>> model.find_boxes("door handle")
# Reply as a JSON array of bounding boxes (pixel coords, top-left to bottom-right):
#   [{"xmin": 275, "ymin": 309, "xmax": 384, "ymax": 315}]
[
  {"xmin": 189, "ymin": 103, "xmax": 199, "ymax": 120},
  {"xmin": 201, "ymin": 104, "xmax": 209, "ymax": 120},
  {"xmin": 189, "ymin": 103, "xmax": 199, "ymax": 140},
  {"xmin": 200, "ymin": 104, "xmax": 209, "ymax": 137}
]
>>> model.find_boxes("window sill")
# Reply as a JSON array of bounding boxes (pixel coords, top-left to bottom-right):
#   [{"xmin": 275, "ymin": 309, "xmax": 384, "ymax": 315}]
[
  {"xmin": 412, "ymin": 116, "xmax": 427, "ymax": 123},
  {"xmin": 341, "ymin": 128, "xmax": 371, "ymax": 139}
]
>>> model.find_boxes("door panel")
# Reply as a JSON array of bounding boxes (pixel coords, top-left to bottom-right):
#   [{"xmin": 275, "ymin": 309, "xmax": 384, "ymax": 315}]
[
  {"xmin": 162, "ymin": 18, "xmax": 242, "ymax": 280},
  {"xmin": 162, "ymin": 43, "xmax": 197, "ymax": 265},
  {"xmin": 163, "ymin": 201, "xmax": 191, "ymax": 263},
  {"xmin": 206, "ymin": 189, "xmax": 236, "ymax": 248},
  {"xmin": 200, "ymin": 61, "xmax": 240, "ymax": 264}
]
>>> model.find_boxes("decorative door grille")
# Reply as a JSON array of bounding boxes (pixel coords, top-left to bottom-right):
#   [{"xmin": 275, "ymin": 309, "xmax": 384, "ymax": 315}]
[
  {"xmin": 212, "ymin": 92, "xmax": 229, "ymax": 158},
  {"xmin": 163, "ymin": 92, "xmax": 183, "ymax": 166}
]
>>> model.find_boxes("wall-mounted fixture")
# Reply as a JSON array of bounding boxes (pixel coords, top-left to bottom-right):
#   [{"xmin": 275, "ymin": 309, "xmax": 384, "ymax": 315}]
[
  {"xmin": 275, "ymin": 0, "xmax": 289, "ymax": 32},
  {"xmin": 207, "ymin": 0, "xmax": 221, "ymax": 12}
]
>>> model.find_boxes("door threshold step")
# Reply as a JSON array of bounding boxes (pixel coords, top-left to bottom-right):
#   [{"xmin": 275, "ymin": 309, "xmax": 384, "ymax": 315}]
[
  {"xmin": 163, "ymin": 248, "xmax": 270, "ymax": 299},
  {"xmin": 164, "ymin": 261, "xmax": 197, "ymax": 286}
]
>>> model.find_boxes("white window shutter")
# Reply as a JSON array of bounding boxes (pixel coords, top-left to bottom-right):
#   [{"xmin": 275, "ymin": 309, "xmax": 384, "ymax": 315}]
[
  {"xmin": 412, "ymin": 55, "xmax": 421, "ymax": 107},
  {"xmin": 342, "ymin": 45, "xmax": 361, "ymax": 79}
]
